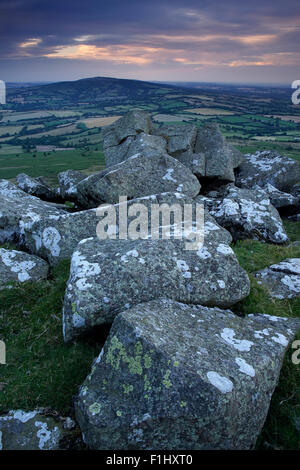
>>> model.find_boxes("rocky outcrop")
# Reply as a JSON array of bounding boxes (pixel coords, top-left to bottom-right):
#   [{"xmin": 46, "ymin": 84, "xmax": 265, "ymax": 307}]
[
  {"xmin": 0, "ymin": 410, "xmax": 81, "ymax": 450},
  {"xmin": 75, "ymin": 298, "xmax": 300, "ymax": 450},
  {"xmin": 255, "ymin": 258, "xmax": 300, "ymax": 299},
  {"xmin": 235, "ymin": 150, "xmax": 300, "ymax": 192},
  {"xmin": 62, "ymin": 237, "xmax": 250, "ymax": 342},
  {"xmin": 197, "ymin": 185, "xmax": 288, "ymax": 244},
  {"xmin": 103, "ymin": 112, "xmax": 243, "ymax": 183},
  {"xmin": 0, "ymin": 248, "xmax": 49, "ymax": 283},
  {"xmin": 77, "ymin": 153, "xmax": 201, "ymax": 207}
]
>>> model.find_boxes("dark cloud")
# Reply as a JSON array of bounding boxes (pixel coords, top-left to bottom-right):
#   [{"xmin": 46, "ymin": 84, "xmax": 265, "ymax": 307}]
[{"xmin": 0, "ymin": 0, "xmax": 299, "ymax": 82}]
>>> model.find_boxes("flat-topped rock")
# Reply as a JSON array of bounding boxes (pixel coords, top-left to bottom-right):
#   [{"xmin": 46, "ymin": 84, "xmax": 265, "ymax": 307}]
[
  {"xmin": 77, "ymin": 153, "xmax": 201, "ymax": 207},
  {"xmin": 75, "ymin": 299, "xmax": 300, "ymax": 450},
  {"xmin": 62, "ymin": 236, "xmax": 249, "ymax": 342}
]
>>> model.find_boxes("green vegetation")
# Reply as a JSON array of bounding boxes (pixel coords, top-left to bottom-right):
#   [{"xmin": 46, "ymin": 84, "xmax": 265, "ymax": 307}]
[{"xmin": 0, "ymin": 256, "xmax": 101, "ymax": 415}]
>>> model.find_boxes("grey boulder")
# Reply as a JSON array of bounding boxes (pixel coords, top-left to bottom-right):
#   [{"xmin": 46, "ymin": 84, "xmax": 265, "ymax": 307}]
[
  {"xmin": 75, "ymin": 299, "xmax": 300, "ymax": 450},
  {"xmin": 77, "ymin": 153, "xmax": 201, "ymax": 207},
  {"xmin": 62, "ymin": 236, "xmax": 249, "ymax": 341},
  {"xmin": 0, "ymin": 248, "xmax": 49, "ymax": 283},
  {"xmin": 103, "ymin": 110, "xmax": 152, "ymax": 157},
  {"xmin": 0, "ymin": 409, "xmax": 78, "ymax": 450},
  {"xmin": 16, "ymin": 173, "xmax": 61, "ymax": 203},
  {"xmin": 198, "ymin": 185, "xmax": 288, "ymax": 244},
  {"xmin": 255, "ymin": 258, "xmax": 300, "ymax": 299},
  {"xmin": 236, "ymin": 150, "xmax": 300, "ymax": 192},
  {"xmin": 104, "ymin": 133, "xmax": 167, "ymax": 168},
  {"xmin": 194, "ymin": 122, "xmax": 244, "ymax": 182}
]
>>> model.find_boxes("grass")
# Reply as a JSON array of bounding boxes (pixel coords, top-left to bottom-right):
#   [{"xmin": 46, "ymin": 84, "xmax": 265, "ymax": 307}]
[
  {"xmin": 0, "ymin": 257, "xmax": 101, "ymax": 415},
  {"xmin": 0, "ymin": 149, "xmax": 105, "ymax": 184},
  {"xmin": 231, "ymin": 221, "xmax": 300, "ymax": 449}
]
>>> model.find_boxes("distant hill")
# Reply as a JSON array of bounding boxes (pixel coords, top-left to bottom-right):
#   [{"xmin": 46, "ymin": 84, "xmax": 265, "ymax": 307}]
[{"xmin": 6, "ymin": 76, "xmax": 183, "ymax": 110}]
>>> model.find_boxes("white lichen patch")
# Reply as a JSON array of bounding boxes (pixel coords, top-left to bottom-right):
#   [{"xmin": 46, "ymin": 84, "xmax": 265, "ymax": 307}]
[
  {"xmin": 121, "ymin": 249, "xmax": 139, "ymax": 263},
  {"xmin": 216, "ymin": 244, "xmax": 233, "ymax": 256},
  {"xmin": 206, "ymin": 371, "xmax": 233, "ymax": 394},
  {"xmin": 220, "ymin": 328, "xmax": 254, "ymax": 352},
  {"xmin": 72, "ymin": 313, "xmax": 86, "ymax": 329},
  {"xmin": 42, "ymin": 227, "xmax": 61, "ymax": 257},
  {"xmin": 235, "ymin": 357, "xmax": 255, "ymax": 377},
  {"xmin": 35, "ymin": 421, "xmax": 60, "ymax": 450},
  {"xmin": 162, "ymin": 168, "xmax": 177, "ymax": 182},
  {"xmin": 271, "ymin": 332, "xmax": 288, "ymax": 347}
]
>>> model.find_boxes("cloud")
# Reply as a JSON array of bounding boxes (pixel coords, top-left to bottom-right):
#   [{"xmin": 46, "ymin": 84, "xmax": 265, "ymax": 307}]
[{"xmin": 0, "ymin": 0, "xmax": 300, "ymax": 82}]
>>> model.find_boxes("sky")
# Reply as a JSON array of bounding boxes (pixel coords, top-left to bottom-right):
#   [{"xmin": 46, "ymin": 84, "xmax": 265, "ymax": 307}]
[{"xmin": 0, "ymin": 0, "xmax": 299, "ymax": 84}]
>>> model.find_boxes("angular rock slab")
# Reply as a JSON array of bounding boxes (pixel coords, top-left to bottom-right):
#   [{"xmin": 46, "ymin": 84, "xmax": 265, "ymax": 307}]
[
  {"xmin": 103, "ymin": 110, "xmax": 152, "ymax": 156},
  {"xmin": 77, "ymin": 153, "xmax": 201, "ymax": 206},
  {"xmin": 0, "ymin": 410, "xmax": 76, "ymax": 450},
  {"xmin": 197, "ymin": 185, "xmax": 288, "ymax": 244},
  {"xmin": 63, "ymin": 237, "xmax": 250, "ymax": 341},
  {"xmin": 75, "ymin": 299, "xmax": 300, "ymax": 450},
  {"xmin": 255, "ymin": 258, "xmax": 300, "ymax": 299},
  {"xmin": 262, "ymin": 183, "xmax": 299, "ymax": 210},
  {"xmin": 0, "ymin": 248, "xmax": 49, "ymax": 283},
  {"xmin": 236, "ymin": 150, "xmax": 300, "ymax": 192},
  {"xmin": 195, "ymin": 122, "xmax": 244, "ymax": 182}
]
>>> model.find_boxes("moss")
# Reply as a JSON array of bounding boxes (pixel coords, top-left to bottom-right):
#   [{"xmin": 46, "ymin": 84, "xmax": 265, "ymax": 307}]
[{"xmin": 162, "ymin": 369, "xmax": 172, "ymax": 389}]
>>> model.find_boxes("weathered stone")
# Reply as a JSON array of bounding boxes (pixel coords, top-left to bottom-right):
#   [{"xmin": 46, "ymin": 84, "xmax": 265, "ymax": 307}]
[
  {"xmin": 195, "ymin": 123, "xmax": 244, "ymax": 182},
  {"xmin": 235, "ymin": 150, "xmax": 300, "ymax": 192},
  {"xmin": 16, "ymin": 173, "xmax": 61, "ymax": 203},
  {"xmin": 75, "ymin": 299, "xmax": 300, "ymax": 450},
  {"xmin": 255, "ymin": 258, "xmax": 300, "ymax": 299},
  {"xmin": 0, "ymin": 181, "xmax": 64, "ymax": 246},
  {"xmin": 153, "ymin": 124, "xmax": 197, "ymax": 157},
  {"xmin": 262, "ymin": 183, "xmax": 299, "ymax": 210},
  {"xmin": 62, "ymin": 236, "xmax": 249, "ymax": 342},
  {"xmin": 197, "ymin": 185, "xmax": 288, "ymax": 244},
  {"xmin": 57, "ymin": 169, "xmax": 88, "ymax": 203},
  {"xmin": 103, "ymin": 111, "xmax": 152, "ymax": 151},
  {"xmin": 0, "ymin": 409, "xmax": 81, "ymax": 450},
  {"xmin": 105, "ymin": 133, "xmax": 167, "ymax": 168},
  {"xmin": 0, "ymin": 248, "xmax": 49, "ymax": 283},
  {"xmin": 77, "ymin": 153, "xmax": 201, "ymax": 206}
]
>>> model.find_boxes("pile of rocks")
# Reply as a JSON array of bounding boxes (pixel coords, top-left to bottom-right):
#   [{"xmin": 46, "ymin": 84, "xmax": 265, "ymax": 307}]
[{"xmin": 0, "ymin": 111, "xmax": 299, "ymax": 450}]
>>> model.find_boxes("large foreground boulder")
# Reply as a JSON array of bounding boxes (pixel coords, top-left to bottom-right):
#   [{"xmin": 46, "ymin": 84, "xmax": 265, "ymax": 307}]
[
  {"xmin": 75, "ymin": 299, "xmax": 300, "ymax": 450},
  {"xmin": 62, "ymin": 237, "xmax": 250, "ymax": 341},
  {"xmin": 198, "ymin": 185, "xmax": 288, "ymax": 244},
  {"xmin": 0, "ymin": 248, "xmax": 49, "ymax": 283},
  {"xmin": 255, "ymin": 258, "xmax": 300, "ymax": 299},
  {"xmin": 0, "ymin": 410, "xmax": 79, "ymax": 450},
  {"xmin": 235, "ymin": 150, "xmax": 300, "ymax": 192},
  {"xmin": 77, "ymin": 153, "xmax": 201, "ymax": 207}
]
